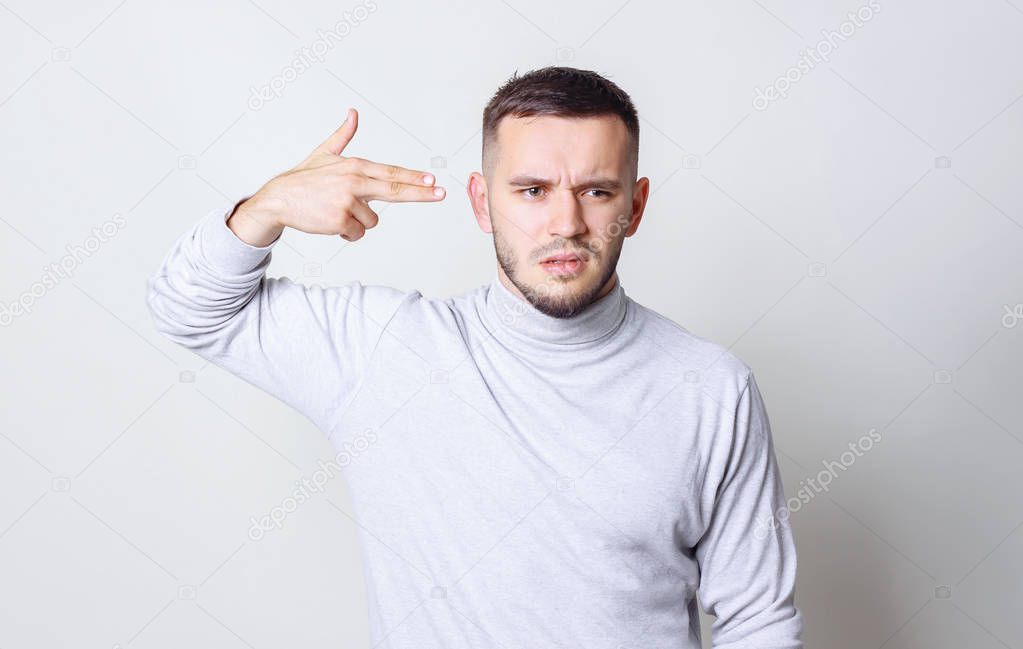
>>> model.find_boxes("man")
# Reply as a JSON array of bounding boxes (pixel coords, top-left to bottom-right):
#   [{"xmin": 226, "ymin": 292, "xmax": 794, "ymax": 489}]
[{"xmin": 147, "ymin": 66, "xmax": 804, "ymax": 648}]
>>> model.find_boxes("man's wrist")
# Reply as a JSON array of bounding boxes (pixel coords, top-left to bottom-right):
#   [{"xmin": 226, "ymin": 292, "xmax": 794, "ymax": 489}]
[{"xmin": 227, "ymin": 195, "xmax": 285, "ymax": 248}]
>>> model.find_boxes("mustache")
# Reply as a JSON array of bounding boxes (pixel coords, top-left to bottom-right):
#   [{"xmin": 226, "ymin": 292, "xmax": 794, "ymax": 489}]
[{"xmin": 534, "ymin": 242, "xmax": 595, "ymax": 261}]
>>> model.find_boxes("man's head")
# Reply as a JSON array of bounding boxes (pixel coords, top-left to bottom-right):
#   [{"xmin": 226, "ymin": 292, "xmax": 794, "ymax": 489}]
[{"xmin": 468, "ymin": 66, "xmax": 650, "ymax": 319}]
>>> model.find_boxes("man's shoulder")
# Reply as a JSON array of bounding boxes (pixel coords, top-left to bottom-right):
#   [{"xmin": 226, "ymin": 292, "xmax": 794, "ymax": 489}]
[
  {"xmin": 364, "ymin": 280, "xmax": 489, "ymax": 341},
  {"xmin": 329, "ymin": 280, "xmax": 422, "ymax": 326},
  {"xmin": 384, "ymin": 281, "xmax": 487, "ymax": 317},
  {"xmin": 629, "ymin": 298, "xmax": 752, "ymax": 391}
]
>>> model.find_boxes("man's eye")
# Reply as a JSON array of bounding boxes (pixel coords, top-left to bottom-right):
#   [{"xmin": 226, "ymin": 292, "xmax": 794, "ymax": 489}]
[{"xmin": 520, "ymin": 187, "xmax": 610, "ymax": 198}]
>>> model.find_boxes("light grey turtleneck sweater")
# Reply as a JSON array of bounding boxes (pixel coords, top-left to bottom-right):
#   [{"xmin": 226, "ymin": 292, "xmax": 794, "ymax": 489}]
[{"xmin": 146, "ymin": 200, "xmax": 804, "ymax": 649}]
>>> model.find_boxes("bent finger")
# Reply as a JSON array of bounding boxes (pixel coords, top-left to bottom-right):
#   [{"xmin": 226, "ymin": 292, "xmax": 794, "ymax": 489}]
[{"xmin": 347, "ymin": 197, "xmax": 380, "ymax": 230}]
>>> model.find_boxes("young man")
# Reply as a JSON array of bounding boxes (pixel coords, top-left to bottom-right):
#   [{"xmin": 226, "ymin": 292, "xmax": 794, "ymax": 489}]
[{"xmin": 147, "ymin": 66, "xmax": 804, "ymax": 648}]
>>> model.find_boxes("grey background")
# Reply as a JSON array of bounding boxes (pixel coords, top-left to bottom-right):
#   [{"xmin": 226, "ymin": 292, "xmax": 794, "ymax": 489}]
[{"xmin": 1, "ymin": 0, "xmax": 1022, "ymax": 647}]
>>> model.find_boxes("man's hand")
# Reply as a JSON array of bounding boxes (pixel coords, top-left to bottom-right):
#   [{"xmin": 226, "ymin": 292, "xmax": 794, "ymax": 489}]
[{"xmin": 228, "ymin": 107, "xmax": 446, "ymax": 246}]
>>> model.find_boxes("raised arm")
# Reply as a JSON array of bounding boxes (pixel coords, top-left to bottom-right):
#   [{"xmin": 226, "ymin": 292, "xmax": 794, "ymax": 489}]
[
  {"xmin": 145, "ymin": 108, "xmax": 445, "ymax": 434},
  {"xmin": 695, "ymin": 371, "xmax": 804, "ymax": 649}
]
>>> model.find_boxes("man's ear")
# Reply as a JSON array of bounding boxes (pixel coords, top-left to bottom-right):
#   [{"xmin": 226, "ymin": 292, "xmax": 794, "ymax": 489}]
[
  {"xmin": 625, "ymin": 176, "xmax": 650, "ymax": 237},
  {"xmin": 468, "ymin": 172, "xmax": 494, "ymax": 234}
]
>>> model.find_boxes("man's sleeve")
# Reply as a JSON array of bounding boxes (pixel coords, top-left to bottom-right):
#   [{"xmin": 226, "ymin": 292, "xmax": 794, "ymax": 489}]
[
  {"xmin": 695, "ymin": 371, "xmax": 804, "ymax": 648},
  {"xmin": 145, "ymin": 198, "xmax": 410, "ymax": 434}
]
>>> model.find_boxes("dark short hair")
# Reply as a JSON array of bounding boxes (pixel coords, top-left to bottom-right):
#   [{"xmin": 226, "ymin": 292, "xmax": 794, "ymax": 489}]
[{"xmin": 481, "ymin": 66, "xmax": 640, "ymax": 177}]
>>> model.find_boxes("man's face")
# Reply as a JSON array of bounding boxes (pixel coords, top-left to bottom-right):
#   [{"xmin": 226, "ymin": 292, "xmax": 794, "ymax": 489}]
[{"xmin": 468, "ymin": 114, "xmax": 649, "ymax": 318}]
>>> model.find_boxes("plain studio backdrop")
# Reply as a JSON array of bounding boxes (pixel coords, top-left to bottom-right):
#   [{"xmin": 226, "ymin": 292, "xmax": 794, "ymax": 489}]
[{"xmin": 2, "ymin": 0, "xmax": 1022, "ymax": 647}]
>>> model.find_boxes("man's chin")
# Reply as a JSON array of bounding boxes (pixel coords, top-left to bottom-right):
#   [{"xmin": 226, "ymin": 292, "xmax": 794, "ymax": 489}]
[
  {"xmin": 529, "ymin": 268, "xmax": 591, "ymax": 293},
  {"xmin": 518, "ymin": 270, "xmax": 605, "ymax": 318}
]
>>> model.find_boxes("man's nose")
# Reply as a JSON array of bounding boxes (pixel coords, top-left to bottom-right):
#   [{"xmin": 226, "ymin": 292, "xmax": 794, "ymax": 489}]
[{"xmin": 546, "ymin": 191, "xmax": 588, "ymax": 239}]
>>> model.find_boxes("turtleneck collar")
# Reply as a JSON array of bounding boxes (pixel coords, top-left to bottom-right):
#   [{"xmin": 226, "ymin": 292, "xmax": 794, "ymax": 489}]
[{"xmin": 480, "ymin": 269, "xmax": 630, "ymax": 351}]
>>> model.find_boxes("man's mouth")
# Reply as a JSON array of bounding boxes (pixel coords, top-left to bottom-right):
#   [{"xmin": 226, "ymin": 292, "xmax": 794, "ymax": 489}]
[{"xmin": 540, "ymin": 252, "xmax": 586, "ymax": 275}]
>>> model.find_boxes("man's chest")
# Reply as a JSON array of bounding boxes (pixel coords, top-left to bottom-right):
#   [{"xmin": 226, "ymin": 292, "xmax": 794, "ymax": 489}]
[{"xmin": 327, "ymin": 335, "xmax": 720, "ymax": 582}]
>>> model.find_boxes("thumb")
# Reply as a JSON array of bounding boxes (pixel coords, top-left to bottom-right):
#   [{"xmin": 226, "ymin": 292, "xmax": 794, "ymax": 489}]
[{"xmin": 315, "ymin": 107, "xmax": 358, "ymax": 156}]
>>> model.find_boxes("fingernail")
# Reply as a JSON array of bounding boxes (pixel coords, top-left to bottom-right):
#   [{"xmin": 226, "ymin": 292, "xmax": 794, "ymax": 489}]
[
  {"xmin": 433, "ymin": 186, "xmax": 445, "ymax": 197},
  {"xmin": 422, "ymin": 174, "xmax": 434, "ymax": 185}
]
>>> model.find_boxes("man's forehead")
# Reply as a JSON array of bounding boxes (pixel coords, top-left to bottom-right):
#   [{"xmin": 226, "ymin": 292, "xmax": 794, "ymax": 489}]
[
  {"xmin": 496, "ymin": 113, "xmax": 626, "ymax": 141},
  {"xmin": 494, "ymin": 113, "xmax": 628, "ymax": 174}
]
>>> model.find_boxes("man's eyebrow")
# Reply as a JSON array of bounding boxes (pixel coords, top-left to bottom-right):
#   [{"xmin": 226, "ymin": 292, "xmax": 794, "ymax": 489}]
[{"xmin": 505, "ymin": 175, "xmax": 624, "ymax": 191}]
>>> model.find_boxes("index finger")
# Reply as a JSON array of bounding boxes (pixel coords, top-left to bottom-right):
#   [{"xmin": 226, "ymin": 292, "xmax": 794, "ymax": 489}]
[
  {"xmin": 348, "ymin": 157, "xmax": 437, "ymax": 188},
  {"xmin": 353, "ymin": 176, "xmax": 447, "ymax": 203}
]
